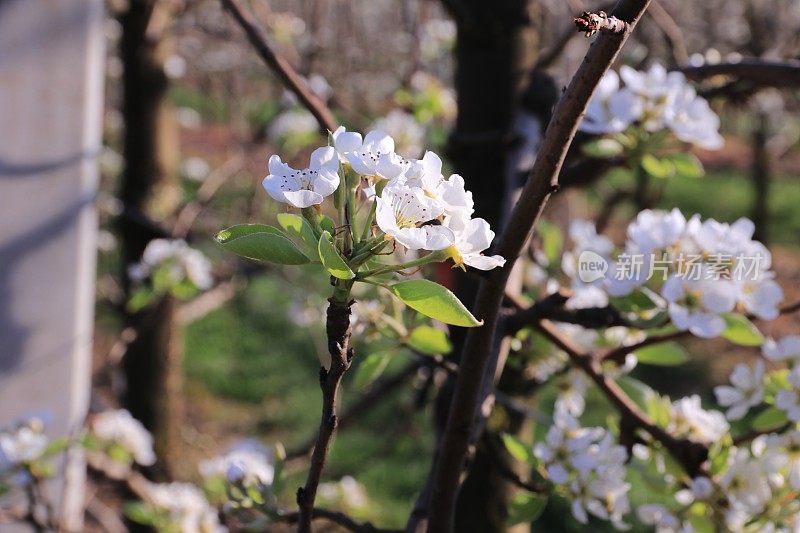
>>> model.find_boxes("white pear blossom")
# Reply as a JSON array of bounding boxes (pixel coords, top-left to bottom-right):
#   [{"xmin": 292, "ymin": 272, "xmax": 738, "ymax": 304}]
[
  {"xmin": 91, "ymin": 409, "xmax": 156, "ymax": 466},
  {"xmin": 637, "ymin": 504, "xmax": 684, "ymax": 533},
  {"xmin": 335, "ymin": 129, "xmax": 409, "ymax": 180},
  {"xmin": 719, "ymin": 448, "xmax": 773, "ymax": 515},
  {"xmin": 0, "ymin": 417, "xmax": 48, "ymax": 468},
  {"xmin": 266, "ymin": 109, "xmax": 318, "ymax": 146},
  {"xmin": 580, "ymin": 70, "xmax": 633, "ymax": 134},
  {"xmin": 674, "ymin": 476, "xmax": 714, "ymax": 506},
  {"xmin": 763, "ymin": 335, "xmax": 800, "ymax": 363},
  {"xmin": 444, "ymin": 215, "xmax": 505, "ymax": 271},
  {"xmin": 401, "ymin": 151, "xmax": 474, "ymax": 218},
  {"xmin": 666, "ymin": 84, "xmax": 724, "ymax": 149},
  {"xmin": 667, "ymin": 395, "xmax": 729, "ymax": 445},
  {"xmin": 375, "ymin": 185, "xmax": 452, "ymax": 250},
  {"xmin": 626, "ymin": 208, "xmax": 686, "ymax": 254},
  {"xmin": 661, "ymin": 274, "xmax": 736, "ymax": 338},
  {"xmin": 775, "ymin": 365, "xmax": 800, "ymax": 422},
  {"xmin": 144, "ymin": 482, "xmax": 226, "ymax": 533},
  {"xmin": 199, "ymin": 440, "xmax": 274, "ymax": 489},
  {"xmin": 555, "ymin": 369, "xmax": 591, "ymax": 417},
  {"xmin": 714, "ymin": 360, "xmax": 765, "ymax": 420},
  {"xmin": 262, "ymin": 146, "xmax": 340, "ymax": 208},
  {"xmin": 370, "ymin": 110, "xmax": 425, "ymax": 158},
  {"xmin": 736, "ymin": 274, "xmax": 784, "ymax": 320},
  {"xmin": 129, "ymin": 239, "xmax": 213, "ymax": 291}
]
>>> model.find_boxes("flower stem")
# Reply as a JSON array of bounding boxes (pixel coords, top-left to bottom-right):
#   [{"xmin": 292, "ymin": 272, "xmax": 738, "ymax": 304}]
[{"xmin": 358, "ymin": 249, "xmax": 449, "ymax": 279}]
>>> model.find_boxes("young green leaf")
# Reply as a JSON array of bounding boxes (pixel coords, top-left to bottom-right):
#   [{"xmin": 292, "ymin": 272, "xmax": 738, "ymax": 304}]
[
  {"xmin": 665, "ymin": 153, "xmax": 704, "ymax": 178},
  {"xmin": 640, "ymin": 154, "xmax": 675, "ymax": 179},
  {"xmin": 752, "ymin": 406, "xmax": 789, "ymax": 432},
  {"xmin": 611, "ymin": 290, "xmax": 659, "ymax": 313},
  {"xmin": 388, "ymin": 279, "xmax": 482, "ymax": 327},
  {"xmin": 537, "ymin": 220, "xmax": 563, "ymax": 265},
  {"xmin": 582, "ymin": 138, "xmax": 624, "ymax": 158},
  {"xmin": 215, "ymin": 224, "xmax": 310, "ymax": 265},
  {"xmin": 634, "ymin": 342, "xmax": 690, "ymax": 366},
  {"xmin": 277, "ymin": 213, "xmax": 319, "ymax": 260},
  {"xmin": 318, "ymin": 231, "xmax": 355, "ymax": 280},
  {"xmin": 501, "ymin": 433, "xmax": 534, "ymax": 464},
  {"xmin": 721, "ymin": 313, "xmax": 765, "ymax": 346},
  {"xmin": 353, "ymin": 351, "xmax": 394, "ymax": 389},
  {"xmin": 406, "ymin": 325, "xmax": 452, "ymax": 355},
  {"xmin": 507, "ymin": 493, "xmax": 548, "ymax": 526}
]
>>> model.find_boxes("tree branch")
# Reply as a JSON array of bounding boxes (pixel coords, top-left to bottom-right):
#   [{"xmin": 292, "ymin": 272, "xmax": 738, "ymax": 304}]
[
  {"xmin": 421, "ymin": 3, "xmax": 652, "ymax": 530},
  {"xmin": 535, "ymin": 320, "xmax": 708, "ymax": 475},
  {"xmin": 220, "ymin": 0, "xmax": 338, "ymax": 133},
  {"xmin": 296, "ymin": 296, "xmax": 354, "ymax": 532},
  {"xmin": 502, "ymin": 289, "xmax": 627, "ymax": 335},
  {"xmin": 282, "ymin": 507, "xmax": 403, "ymax": 533},
  {"xmin": 678, "ymin": 59, "xmax": 800, "ymax": 89}
]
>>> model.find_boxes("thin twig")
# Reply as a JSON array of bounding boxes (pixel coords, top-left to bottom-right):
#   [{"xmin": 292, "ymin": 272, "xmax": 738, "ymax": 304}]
[
  {"xmin": 678, "ymin": 59, "xmax": 800, "ymax": 89},
  {"xmin": 221, "ymin": 0, "xmax": 338, "ymax": 133},
  {"xmin": 281, "ymin": 507, "xmax": 403, "ymax": 533},
  {"xmin": 421, "ymin": 3, "xmax": 650, "ymax": 530},
  {"xmin": 296, "ymin": 296, "xmax": 354, "ymax": 532}
]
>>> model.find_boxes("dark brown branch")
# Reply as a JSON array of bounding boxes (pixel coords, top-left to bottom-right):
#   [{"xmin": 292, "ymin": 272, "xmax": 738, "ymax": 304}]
[
  {"xmin": 599, "ymin": 330, "xmax": 689, "ymax": 364},
  {"xmin": 732, "ymin": 422, "xmax": 792, "ymax": 446},
  {"xmin": 502, "ymin": 290, "xmax": 627, "ymax": 335},
  {"xmin": 221, "ymin": 0, "xmax": 338, "ymax": 133},
  {"xmin": 423, "ymin": 2, "xmax": 652, "ymax": 530},
  {"xmin": 678, "ymin": 59, "xmax": 800, "ymax": 89},
  {"xmin": 282, "ymin": 507, "xmax": 403, "ymax": 533},
  {"xmin": 646, "ymin": 0, "xmax": 688, "ymax": 65},
  {"xmin": 296, "ymin": 296, "xmax": 354, "ymax": 532}
]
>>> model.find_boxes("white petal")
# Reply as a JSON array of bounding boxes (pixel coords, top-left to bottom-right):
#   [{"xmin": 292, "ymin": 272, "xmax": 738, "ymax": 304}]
[
  {"xmin": 282, "ymin": 189, "xmax": 324, "ymax": 208},
  {"xmin": 464, "ymin": 254, "xmax": 506, "ymax": 271}
]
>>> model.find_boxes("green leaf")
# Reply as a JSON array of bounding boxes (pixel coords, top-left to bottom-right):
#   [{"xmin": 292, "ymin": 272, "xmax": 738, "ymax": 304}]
[
  {"xmin": 127, "ymin": 287, "xmax": 156, "ymax": 313},
  {"xmin": 721, "ymin": 313, "xmax": 765, "ymax": 346},
  {"xmin": 353, "ymin": 351, "xmax": 394, "ymax": 389},
  {"xmin": 507, "ymin": 493, "xmax": 547, "ymax": 526},
  {"xmin": 616, "ymin": 375, "xmax": 657, "ymax": 412},
  {"xmin": 501, "ymin": 434, "xmax": 534, "ymax": 464},
  {"xmin": 215, "ymin": 224, "xmax": 309, "ymax": 265},
  {"xmin": 537, "ymin": 221, "xmax": 563, "ymax": 265},
  {"xmin": 635, "ymin": 342, "xmax": 690, "ymax": 366},
  {"xmin": 611, "ymin": 290, "xmax": 659, "ymax": 313},
  {"xmin": 388, "ymin": 280, "xmax": 482, "ymax": 327},
  {"xmin": 319, "ymin": 215, "xmax": 336, "ymax": 234},
  {"xmin": 665, "ymin": 153, "xmax": 704, "ymax": 178},
  {"xmin": 318, "ymin": 231, "xmax": 355, "ymax": 280},
  {"xmin": 124, "ymin": 501, "xmax": 157, "ymax": 526},
  {"xmin": 582, "ymin": 138, "xmax": 624, "ymax": 158},
  {"xmin": 277, "ymin": 213, "xmax": 319, "ymax": 260},
  {"xmin": 406, "ymin": 326, "xmax": 452, "ymax": 355},
  {"xmin": 752, "ymin": 406, "xmax": 789, "ymax": 432},
  {"xmin": 640, "ymin": 154, "xmax": 675, "ymax": 179}
]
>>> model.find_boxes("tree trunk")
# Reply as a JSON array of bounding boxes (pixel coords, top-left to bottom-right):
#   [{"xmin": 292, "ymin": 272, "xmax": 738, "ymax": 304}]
[
  {"xmin": 751, "ymin": 112, "xmax": 770, "ymax": 244},
  {"xmin": 439, "ymin": 2, "xmax": 540, "ymax": 530},
  {"xmin": 117, "ymin": 0, "xmax": 182, "ymax": 479}
]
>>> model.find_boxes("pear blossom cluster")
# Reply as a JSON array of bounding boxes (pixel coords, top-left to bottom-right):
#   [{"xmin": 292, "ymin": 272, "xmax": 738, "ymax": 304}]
[
  {"xmin": 581, "ymin": 63, "xmax": 724, "ymax": 150},
  {"xmin": 666, "ymin": 395, "xmax": 729, "ymax": 446},
  {"xmin": 90, "ymin": 409, "xmax": 156, "ymax": 467},
  {"xmin": 715, "ymin": 335, "xmax": 800, "ymax": 423},
  {"xmin": 141, "ymin": 481, "xmax": 226, "ymax": 533},
  {"xmin": 533, "ymin": 411, "xmax": 631, "ymax": 529},
  {"xmin": 262, "ymin": 128, "xmax": 506, "ymax": 271},
  {"xmin": 128, "ymin": 238, "xmax": 214, "ymax": 291},
  {"xmin": 0, "ymin": 417, "xmax": 49, "ymax": 487},
  {"xmin": 199, "ymin": 440, "xmax": 275, "ymax": 490},
  {"xmin": 638, "ymin": 432, "xmax": 800, "ymax": 532},
  {"xmin": 561, "ymin": 209, "xmax": 783, "ymax": 338}
]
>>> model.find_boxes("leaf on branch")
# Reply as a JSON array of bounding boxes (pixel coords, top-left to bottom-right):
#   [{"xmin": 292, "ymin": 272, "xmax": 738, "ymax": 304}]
[
  {"xmin": 277, "ymin": 213, "xmax": 320, "ymax": 261},
  {"xmin": 318, "ymin": 231, "xmax": 355, "ymax": 280},
  {"xmin": 353, "ymin": 350, "xmax": 394, "ymax": 389},
  {"xmin": 406, "ymin": 326, "xmax": 452, "ymax": 355},
  {"xmin": 388, "ymin": 279, "xmax": 482, "ymax": 327},
  {"xmin": 720, "ymin": 313, "xmax": 765, "ymax": 347},
  {"xmin": 634, "ymin": 342, "xmax": 690, "ymax": 366},
  {"xmin": 582, "ymin": 137, "xmax": 624, "ymax": 158},
  {"xmin": 664, "ymin": 153, "xmax": 704, "ymax": 178},
  {"xmin": 215, "ymin": 224, "xmax": 310, "ymax": 265},
  {"xmin": 640, "ymin": 154, "xmax": 675, "ymax": 179},
  {"xmin": 501, "ymin": 433, "xmax": 534, "ymax": 464},
  {"xmin": 507, "ymin": 492, "xmax": 548, "ymax": 526},
  {"xmin": 752, "ymin": 406, "xmax": 789, "ymax": 432}
]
